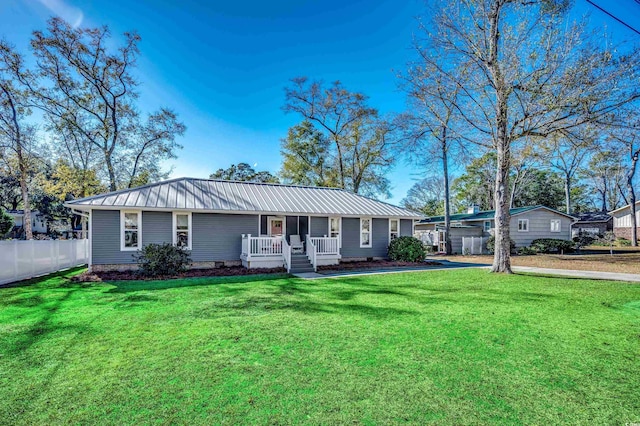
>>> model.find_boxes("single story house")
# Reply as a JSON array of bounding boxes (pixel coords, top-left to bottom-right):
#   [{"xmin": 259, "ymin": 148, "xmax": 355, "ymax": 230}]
[
  {"xmin": 64, "ymin": 178, "xmax": 421, "ymax": 273},
  {"xmin": 570, "ymin": 212, "xmax": 612, "ymax": 238},
  {"xmin": 609, "ymin": 201, "xmax": 640, "ymax": 241},
  {"xmin": 6, "ymin": 210, "xmax": 49, "ymax": 236},
  {"xmin": 414, "ymin": 205, "xmax": 575, "ymax": 253}
]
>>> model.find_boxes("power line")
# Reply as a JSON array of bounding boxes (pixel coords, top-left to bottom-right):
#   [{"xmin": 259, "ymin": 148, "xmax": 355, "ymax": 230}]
[{"xmin": 585, "ymin": 0, "xmax": 640, "ymax": 36}]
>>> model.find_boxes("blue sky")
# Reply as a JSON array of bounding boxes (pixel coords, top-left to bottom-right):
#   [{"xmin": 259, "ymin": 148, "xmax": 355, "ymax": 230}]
[{"xmin": 1, "ymin": 0, "xmax": 640, "ymax": 205}]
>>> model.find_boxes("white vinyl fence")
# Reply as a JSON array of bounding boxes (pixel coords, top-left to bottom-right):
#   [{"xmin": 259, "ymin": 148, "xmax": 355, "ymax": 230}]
[
  {"xmin": 0, "ymin": 239, "xmax": 89, "ymax": 286},
  {"xmin": 461, "ymin": 236, "xmax": 486, "ymax": 255}
]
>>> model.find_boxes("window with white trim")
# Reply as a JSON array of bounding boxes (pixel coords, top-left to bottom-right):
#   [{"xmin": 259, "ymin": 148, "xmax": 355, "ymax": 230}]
[
  {"xmin": 389, "ymin": 219, "xmax": 399, "ymax": 243},
  {"xmin": 550, "ymin": 219, "xmax": 561, "ymax": 233},
  {"xmin": 360, "ymin": 218, "xmax": 372, "ymax": 248},
  {"xmin": 173, "ymin": 212, "xmax": 192, "ymax": 249},
  {"xmin": 517, "ymin": 219, "xmax": 529, "ymax": 232},
  {"xmin": 121, "ymin": 211, "xmax": 141, "ymax": 251}
]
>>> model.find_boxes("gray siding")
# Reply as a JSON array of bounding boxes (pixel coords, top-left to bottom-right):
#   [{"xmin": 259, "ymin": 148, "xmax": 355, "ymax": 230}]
[
  {"xmin": 310, "ymin": 216, "xmax": 328, "ymax": 237},
  {"xmin": 449, "ymin": 227, "xmax": 483, "ymax": 254},
  {"xmin": 142, "ymin": 211, "xmax": 172, "ymax": 245},
  {"xmin": 192, "ymin": 213, "xmax": 259, "ymax": 262},
  {"xmin": 509, "ymin": 210, "xmax": 573, "ymax": 247},
  {"xmin": 92, "ymin": 210, "xmax": 259, "ymax": 265},
  {"xmin": 400, "ymin": 219, "xmax": 413, "ymax": 237},
  {"xmin": 92, "ymin": 210, "xmax": 137, "ymax": 265},
  {"xmin": 341, "ymin": 217, "xmax": 388, "ymax": 258}
]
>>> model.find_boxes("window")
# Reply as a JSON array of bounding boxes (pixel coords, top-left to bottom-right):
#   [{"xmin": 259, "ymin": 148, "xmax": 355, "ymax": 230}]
[
  {"xmin": 484, "ymin": 221, "xmax": 491, "ymax": 232},
  {"xmin": 550, "ymin": 219, "xmax": 561, "ymax": 233},
  {"xmin": 360, "ymin": 218, "xmax": 372, "ymax": 248},
  {"xmin": 329, "ymin": 217, "xmax": 341, "ymax": 247},
  {"xmin": 389, "ymin": 219, "xmax": 399, "ymax": 243},
  {"xmin": 329, "ymin": 217, "xmax": 341, "ymax": 238},
  {"xmin": 173, "ymin": 212, "xmax": 192, "ymax": 249},
  {"xmin": 121, "ymin": 211, "xmax": 141, "ymax": 251},
  {"xmin": 517, "ymin": 219, "xmax": 529, "ymax": 232}
]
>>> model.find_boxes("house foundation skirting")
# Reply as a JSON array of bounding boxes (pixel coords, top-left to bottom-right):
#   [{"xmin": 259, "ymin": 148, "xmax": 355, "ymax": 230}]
[{"xmin": 91, "ymin": 260, "xmax": 242, "ymax": 272}]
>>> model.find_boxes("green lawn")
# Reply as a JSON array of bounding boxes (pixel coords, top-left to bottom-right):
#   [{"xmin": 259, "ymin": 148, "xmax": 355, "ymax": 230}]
[{"xmin": 1, "ymin": 268, "xmax": 639, "ymax": 425}]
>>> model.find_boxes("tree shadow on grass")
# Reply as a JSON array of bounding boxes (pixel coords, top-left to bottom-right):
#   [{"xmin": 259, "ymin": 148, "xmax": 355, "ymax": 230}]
[
  {"xmin": 0, "ymin": 266, "xmax": 87, "ymax": 290},
  {"xmin": 106, "ymin": 273, "xmax": 291, "ymax": 293}
]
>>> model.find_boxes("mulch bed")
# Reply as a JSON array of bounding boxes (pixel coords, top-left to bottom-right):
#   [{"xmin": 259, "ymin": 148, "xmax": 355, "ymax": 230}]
[
  {"xmin": 317, "ymin": 259, "xmax": 442, "ymax": 273},
  {"xmin": 72, "ymin": 266, "xmax": 287, "ymax": 282}
]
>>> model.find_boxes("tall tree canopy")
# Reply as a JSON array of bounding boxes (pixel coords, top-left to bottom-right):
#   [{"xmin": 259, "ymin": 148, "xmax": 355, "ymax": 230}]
[
  {"xmin": 282, "ymin": 77, "xmax": 397, "ymax": 197},
  {"xmin": 17, "ymin": 18, "xmax": 186, "ymax": 191},
  {"xmin": 210, "ymin": 163, "xmax": 279, "ymax": 183}
]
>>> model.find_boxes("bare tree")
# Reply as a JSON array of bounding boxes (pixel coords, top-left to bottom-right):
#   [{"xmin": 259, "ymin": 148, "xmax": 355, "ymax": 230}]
[
  {"xmin": 415, "ymin": 0, "xmax": 640, "ymax": 272},
  {"xmin": 399, "ymin": 59, "xmax": 469, "ymax": 254},
  {"xmin": 610, "ymin": 121, "xmax": 640, "ymax": 245},
  {"xmin": 538, "ymin": 131, "xmax": 596, "ymax": 214},
  {"xmin": 20, "ymin": 18, "xmax": 184, "ymax": 191},
  {"xmin": 0, "ymin": 42, "xmax": 36, "ymax": 239}
]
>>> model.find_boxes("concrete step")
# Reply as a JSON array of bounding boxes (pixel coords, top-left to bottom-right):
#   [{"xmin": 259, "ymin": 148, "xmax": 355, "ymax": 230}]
[{"xmin": 290, "ymin": 267, "xmax": 315, "ymax": 273}]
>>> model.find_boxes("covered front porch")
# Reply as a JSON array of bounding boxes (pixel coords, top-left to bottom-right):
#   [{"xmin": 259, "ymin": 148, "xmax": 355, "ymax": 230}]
[{"xmin": 241, "ymin": 234, "xmax": 340, "ymax": 272}]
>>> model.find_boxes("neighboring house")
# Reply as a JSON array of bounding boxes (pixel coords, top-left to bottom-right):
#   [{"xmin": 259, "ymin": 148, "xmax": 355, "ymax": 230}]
[
  {"xmin": 6, "ymin": 210, "xmax": 49, "ymax": 236},
  {"xmin": 64, "ymin": 178, "xmax": 421, "ymax": 273},
  {"xmin": 571, "ymin": 212, "xmax": 612, "ymax": 238},
  {"xmin": 609, "ymin": 201, "xmax": 640, "ymax": 241},
  {"xmin": 415, "ymin": 205, "xmax": 575, "ymax": 253}
]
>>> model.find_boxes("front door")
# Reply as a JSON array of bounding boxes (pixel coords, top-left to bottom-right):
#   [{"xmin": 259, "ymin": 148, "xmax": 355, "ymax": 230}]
[{"xmin": 270, "ymin": 218, "xmax": 284, "ymax": 236}]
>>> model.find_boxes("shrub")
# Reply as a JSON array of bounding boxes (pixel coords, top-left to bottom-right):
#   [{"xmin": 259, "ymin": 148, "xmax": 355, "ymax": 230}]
[
  {"xmin": 617, "ymin": 237, "xmax": 632, "ymax": 247},
  {"xmin": 486, "ymin": 235, "xmax": 516, "ymax": 254},
  {"xmin": 573, "ymin": 233, "xmax": 595, "ymax": 249},
  {"xmin": 530, "ymin": 238, "xmax": 575, "ymax": 254},
  {"xmin": 0, "ymin": 210, "xmax": 13, "ymax": 237},
  {"xmin": 388, "ymin": 236, "xmax": 427, "ymax": 262},
  {"xmin": 517, "ymin": 246, "xmax": 538, "ymax": 255},
  {"xmin": 135, "ymin": 243, "xmax": 191, "ymax": 277}
]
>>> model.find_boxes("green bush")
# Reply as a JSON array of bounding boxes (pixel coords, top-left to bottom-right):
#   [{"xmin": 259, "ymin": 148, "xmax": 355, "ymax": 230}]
[
  {"xmin": 135, "ymin": 243, "xmax": 191, "ymax": 277},
  {"xmin": 388, "ymin": 236, "xmax": 427, "ymax": 262},
  {"xmin": 530, "ymin": 238, "xmax": 575, "ymax": 254},
  {"xmin": 573, "ymin": 234, "xmax": 596, "ymax": 248},
  {"xmin": 486, "ymin": 235, "xmax": 516, "ymax": 254},
  {"xmin": 617, "ymin": 237, "xmax": 632, "ymax": 247},
  {"xmin": 517, "ymin": 246, "xmax": 538, "ymax": 255},
  {"xmin": 0, "ymin": 209, "xmax": 14, "ymax": 237}
]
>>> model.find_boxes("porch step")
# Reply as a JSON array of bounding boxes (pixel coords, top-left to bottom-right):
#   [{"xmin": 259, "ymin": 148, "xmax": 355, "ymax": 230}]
[{"xmin": 289, "ymin": 254, "xmax": 315, "ymax": 273}]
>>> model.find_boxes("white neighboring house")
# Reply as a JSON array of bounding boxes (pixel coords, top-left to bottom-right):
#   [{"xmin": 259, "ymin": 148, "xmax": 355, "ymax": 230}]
[
  {"xmin": 6, "ymin": 210, "xmax": 49, "ymax": 234},
  {"xmin": 609, "ymin": 201, "xmax": 640, "ymax": 241}
]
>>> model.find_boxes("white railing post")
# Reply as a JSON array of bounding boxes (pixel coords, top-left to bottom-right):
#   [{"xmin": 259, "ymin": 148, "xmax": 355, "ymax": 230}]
[
  {"xmin": 282, "ymin": 236, "xmax": 291, "ymax": 272},
  {"xmin": 31, "ymin": 240, "xmax": 36, "ymax": 277}
]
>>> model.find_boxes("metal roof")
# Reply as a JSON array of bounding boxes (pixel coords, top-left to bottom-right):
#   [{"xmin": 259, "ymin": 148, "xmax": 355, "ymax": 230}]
[
  {"xmin": 65, "ymin": 177, "xmax": 422, "ymax": 218},
  {"xmin": 418, "ymin": 205, "xmax": 575, "ymax": 224}
]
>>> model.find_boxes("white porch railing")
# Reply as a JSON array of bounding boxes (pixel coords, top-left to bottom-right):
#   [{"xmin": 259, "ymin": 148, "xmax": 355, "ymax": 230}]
[
  {"xmin": 241, "ymin": 234, "xmax": 283, "ymax": 257},
  {"xmin": 309, "ymin": 236, "xmax": 340, "ymax": 255},
  {"xmin": 282, "ymin": 237, "xmax": 291, "ymax": 273},
  {"xmin": 306, "ymin": 234, "xmax": 317, "ymax": 271}
]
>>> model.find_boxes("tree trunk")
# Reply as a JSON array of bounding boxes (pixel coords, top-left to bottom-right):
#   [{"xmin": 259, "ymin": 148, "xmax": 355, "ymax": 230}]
[
  {"xmin": 488, "ymin": 1, "xmax": 512, "ymax": 273},
  {"xmin": 442, "ymin": 128, "xmax": 452, "ymax": 255},
  {"xmin": 2, "ymin": 85, "xmax": 32, "ymax": 239},
  {"xmin": 105, "ymin": 150, "xmax": 117, "ymax": 192},
  {"xmin": 492, "ymin": 129, "xmax": 512, "ymax": 273},
  {"xmin": 600, "ymin": 175, "xmax": 608, "ymax": 213},
  {"xmin": 564, "ymin": 173, "xmax": 571, "ymax": 214},
  {"xmin": 627, "ymin": 150, "xmax": 638, "ymax": 246}
]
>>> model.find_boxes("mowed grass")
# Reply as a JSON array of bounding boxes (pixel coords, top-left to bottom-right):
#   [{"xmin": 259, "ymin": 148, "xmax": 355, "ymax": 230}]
[{"xmin": 1, "ymin": 268, "xmax": 639, "ymax": 425}]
